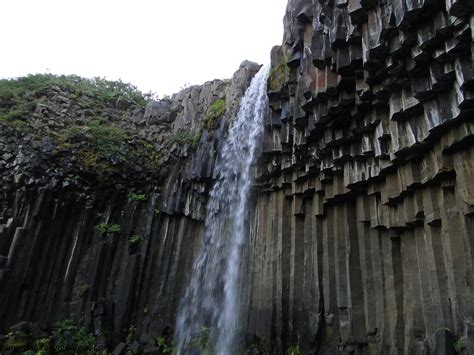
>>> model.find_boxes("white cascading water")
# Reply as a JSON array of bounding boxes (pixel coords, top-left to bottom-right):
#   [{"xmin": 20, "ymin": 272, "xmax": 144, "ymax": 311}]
[{"xmin": 175, "ymin": 64, "xmax": 270, "ymax": 355}]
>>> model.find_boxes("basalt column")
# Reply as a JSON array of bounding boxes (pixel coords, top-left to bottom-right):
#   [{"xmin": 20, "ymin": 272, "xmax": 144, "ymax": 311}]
[{"xmin": 246, "ymin": 0, "xmax": 474, "ymax": 353}]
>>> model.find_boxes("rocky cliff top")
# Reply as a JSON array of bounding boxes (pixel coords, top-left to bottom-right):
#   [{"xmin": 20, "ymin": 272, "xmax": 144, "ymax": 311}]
[{"xmin": 0, "ymin": 62, "xmax": 260, "ymax": 211}]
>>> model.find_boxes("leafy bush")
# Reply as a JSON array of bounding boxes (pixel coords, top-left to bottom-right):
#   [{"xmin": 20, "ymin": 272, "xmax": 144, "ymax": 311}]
[
  {"xmin": 95, "ymin": 223, "xmax": 121, "ymax": 236},
  {"xmin": 53, "ymin": 319, "xmax": 95, "ymax": 353},
  {"xmin": 73, "ymin": 327, "xmax": 96, "ymax": 352}
]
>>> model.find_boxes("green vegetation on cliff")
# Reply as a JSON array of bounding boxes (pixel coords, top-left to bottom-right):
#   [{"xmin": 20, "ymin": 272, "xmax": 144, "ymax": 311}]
[
  {"xmin": 268, "ymin": 62, "xmax": 289, "ymax": 91},
  {"xmin": 0, "ymin": 74, "xmax": 167, "ymax": 186},
  {"xmin": 1, "ymin": 319, "xmax": 96, "ymax": 353},
  {"xmin": 0, "ymin": 73, "xmax": 148, "ymax": 112},
  {"xmin": 204, "ymin": 98, "xmax": 226, "ymax": 130}
]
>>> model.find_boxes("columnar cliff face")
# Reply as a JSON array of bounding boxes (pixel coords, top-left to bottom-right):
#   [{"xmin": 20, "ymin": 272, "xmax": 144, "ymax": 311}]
[
  {"xmin": 245, "ymin": 0, "xmax": 473, "ymax": 353},
  {"xmin": 0, "ymin": 0, "xmax": 473, "ymax": 353},
  {"xmin": 0, "ymin": 62, "xmax": 260, "ymax": 351}
]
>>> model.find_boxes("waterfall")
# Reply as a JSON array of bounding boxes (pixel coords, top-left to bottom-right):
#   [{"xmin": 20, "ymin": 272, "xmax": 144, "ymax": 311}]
[{"xmin": 175, "ymin": 64, "xmax": 270, "ymax": 354}]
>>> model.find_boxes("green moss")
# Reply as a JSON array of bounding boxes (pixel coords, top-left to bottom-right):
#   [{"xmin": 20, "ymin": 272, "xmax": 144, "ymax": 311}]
[
  {"xmin": 268, "ymin": 62, "xmax": 290, "ymax": 91},
  {"xmin": 204, "ymin": 98, "xmax": 226, "ymax": 130}
]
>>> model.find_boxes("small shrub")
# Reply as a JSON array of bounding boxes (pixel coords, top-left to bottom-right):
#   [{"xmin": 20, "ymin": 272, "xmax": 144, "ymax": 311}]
[
  {"xmin": 73, "ymin": 327, "xmax": 96, "ymax": 352},
  {"xmin": 51, "ymin": 319, "xmax": 95, "ymax": 353},
  {"xmin": 154, "ymin": 336, "xmax": 173, "ymax": 354},
  {"xmin": 287, "ymin": 344, "xmax": 301, "ymax": 355},
  {"xmin": 35, "ymin": 337, "xmax": 51, "ymax": 353},
  {"xmin": 95, "ymin": 223, "xmax": 121, "ymax": 236},
  {"xmin": 128, "ymin": 192, "xmax": 147, "ymax": 202},
  {"xmin": 129, "ymin": 234, "xmax": 142, "ymax": 246}
]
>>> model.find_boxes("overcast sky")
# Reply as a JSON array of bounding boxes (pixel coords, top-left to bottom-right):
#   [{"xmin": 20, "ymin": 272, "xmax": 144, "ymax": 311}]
[{"xmin": 0, "ymin": 0, "xmax": 288, "ymax": 96}]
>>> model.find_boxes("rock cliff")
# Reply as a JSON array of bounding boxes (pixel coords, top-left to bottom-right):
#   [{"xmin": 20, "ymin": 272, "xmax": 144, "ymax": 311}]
[
  {"xmin": 246, "ymin": 0, "xmax": 473, "ymax": 353},
  {"xmin": 0, "ymin": 63, "xmax": 261, "ymax": 352},
  {"xmin": 0, "ymin": 0, "xmax": 473, "ymax": 353}
]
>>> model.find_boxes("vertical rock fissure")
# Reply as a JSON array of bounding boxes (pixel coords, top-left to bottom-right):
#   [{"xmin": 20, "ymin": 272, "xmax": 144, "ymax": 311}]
[{"xmin": 175, "ymin": 65, "xmax": 270, "ymax": 354}]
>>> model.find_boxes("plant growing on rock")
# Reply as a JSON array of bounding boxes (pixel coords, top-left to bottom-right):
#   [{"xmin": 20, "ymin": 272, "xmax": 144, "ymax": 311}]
[
  {"xmin": 95, "ymin": 223, "xmax": 121, "ymax": 236},
  {"xmin": 3, "ymin": 330, "xmax": 29, "ymax": 350},
  {"xmin": 171, "ymin": 130, "xmax": 201, "ymax": 148},
  {"xmin": 153, "ymin": 336, "xmax": 174, "ymax": 354},
  {"xmin": 34, "ymin": 337, "xmax": 51, "ymax": 354},
  {"xmin": 128, "ymin": 192, "xmax": 147, "ymax": 202},
  {"xmin": 268, "ymin": 62, "xmax": 289, "ymax": 91},
  {"xmin": 128, "ymin": 234, "xmax": 142, "ymax": 246},
  {"xmin": 204, "ymin": 98, "xmax": 226, "ymax": 130},
  {"xmin": 52, "ymin": 319, "xmax": 96, "ymax": 353},
  {"xmin": 287, "ymin": 344, "xmax": 301, "ymax": 355}
]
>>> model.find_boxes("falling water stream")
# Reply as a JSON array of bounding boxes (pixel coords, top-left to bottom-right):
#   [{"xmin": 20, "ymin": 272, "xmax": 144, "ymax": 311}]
[{"xmin": 175, "ymin": 65, "xmax": 270, "ymax": 355}]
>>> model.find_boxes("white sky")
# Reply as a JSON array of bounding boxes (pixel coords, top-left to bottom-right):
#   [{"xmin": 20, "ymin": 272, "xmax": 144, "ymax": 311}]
[{"xmin": 0, "ymin": 0, "xmax": 288, "ymax": 96}]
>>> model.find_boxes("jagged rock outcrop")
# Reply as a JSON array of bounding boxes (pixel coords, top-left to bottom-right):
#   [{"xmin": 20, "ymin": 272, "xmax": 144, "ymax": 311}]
[{"xmin": 245, "ymin": 0, "xmax": 473, "ymax": 353}]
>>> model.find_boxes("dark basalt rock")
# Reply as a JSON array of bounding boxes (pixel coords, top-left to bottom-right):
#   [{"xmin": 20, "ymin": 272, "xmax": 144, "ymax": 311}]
[
  {"xmin": 0, "ymin": 62, "xmax": 259, "ymax": 350},
  {"xmin": 0, "ymin": 0, "xmax": 473, "ymax": 354},
  {"xmin": 245, "ymin": 0, "xmax": 473, "ymax": 353}
]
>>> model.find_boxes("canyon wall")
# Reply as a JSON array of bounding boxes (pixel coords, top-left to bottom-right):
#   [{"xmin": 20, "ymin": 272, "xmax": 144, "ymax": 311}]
[
  {"xmin": 0, "ymin": 62, "xmax": 260, "ymax": 351},
  {"xmin": 0, "ymin": 0, "xmax": 473, "ymax": 353},
  {"xmin": 244, "ymin": 0, "xmax": 474, "ymax": 353}
]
